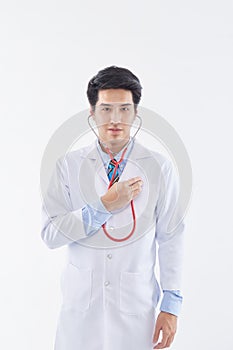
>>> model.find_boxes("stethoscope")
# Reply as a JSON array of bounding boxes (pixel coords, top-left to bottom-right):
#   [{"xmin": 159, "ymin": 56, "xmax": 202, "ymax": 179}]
[{"xmin": 87, "ymin": 114, "xmax": 142, "ymax": 242}]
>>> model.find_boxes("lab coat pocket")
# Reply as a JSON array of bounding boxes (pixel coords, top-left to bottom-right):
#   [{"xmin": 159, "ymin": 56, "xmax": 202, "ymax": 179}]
[
  {"xmin": 120, "ymin": 271, "xmax": 154, "ymax": 316},
  {"xmin": 61, "ymin": 262, "xmax": 93, "ymax": 312}
]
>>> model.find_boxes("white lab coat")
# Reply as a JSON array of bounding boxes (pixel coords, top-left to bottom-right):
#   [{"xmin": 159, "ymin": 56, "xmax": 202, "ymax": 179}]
[{"xmin": 41, "ymin": 139, "xmax": 184, "ymax": 350}]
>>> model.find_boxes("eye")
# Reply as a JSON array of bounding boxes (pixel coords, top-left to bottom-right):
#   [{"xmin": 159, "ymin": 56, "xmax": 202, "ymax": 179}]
[
  {"xmin": 103, "ymin": 107, "xmax": 111, "ymax": 111},
  {"xmin": 121, "ymin": 107, "xmax": 129, "ymax": 111}
]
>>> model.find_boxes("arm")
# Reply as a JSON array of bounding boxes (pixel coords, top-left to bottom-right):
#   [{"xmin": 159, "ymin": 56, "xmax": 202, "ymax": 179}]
[
  {"xmin": 82, "ymin": 197, "xmax": 112, "ymax": 236},
  {"xmin": 155, "ymin": 159, "xmax": 185, "ymax": 291},
  {"xmin": 153, "ymin": 159, "xmax": 185, "ymax": 348},
  {"xmin": 41, "ymin": 156, "xmax": 112, "ymax": 249}
]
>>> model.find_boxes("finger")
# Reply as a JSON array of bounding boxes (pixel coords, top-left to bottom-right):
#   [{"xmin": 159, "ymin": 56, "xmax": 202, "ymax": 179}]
[
  {"xmin": 131, "ymin": 179, "xmax": 143, "ymax": 187},
  {"xmin": 153, "ymin": 332, "xmax": 169, "ymax": 349},
  {"xmin": 131, "ymin": 182, "xmax": 143, "ymax": 195},
  {"xmin": 127, "ymin": 177, "xmax": 142, "ymax": 186},
  {"xmin": 125, "ymin": 183, "xmax": 142, "ymax": 200},
  {"xmin": 131, "ymin": 190, "xmax": 141, "ymax": 200},
  {"xmin": 153, "ymin": 326, "xmax": 161, "ymax": 345},
  {"xmin": 165, "ymin": 334, "xmax": 175, "ymax": 348},
  {"xmin": 130, "ymin": 182, "xmax": 143, "ymax": 192}
]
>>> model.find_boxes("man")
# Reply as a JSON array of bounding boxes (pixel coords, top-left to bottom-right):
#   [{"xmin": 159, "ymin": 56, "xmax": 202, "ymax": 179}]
[{"xmin": 41, "ymin": 66, "xmax": 184, "ymax": 350}]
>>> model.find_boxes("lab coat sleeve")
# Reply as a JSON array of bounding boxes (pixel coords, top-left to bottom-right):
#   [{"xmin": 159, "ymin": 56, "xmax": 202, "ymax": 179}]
[
  {"xmin": 82, "ymin": 197, "xmax": 112, "ymax": 236},
  {"xmin": 41, "ymin": 156, "xmax": 109, "ymax": 249},
  {"xmin": 155, "ymin": 158, "xmax": 185, "ymax": 291}
]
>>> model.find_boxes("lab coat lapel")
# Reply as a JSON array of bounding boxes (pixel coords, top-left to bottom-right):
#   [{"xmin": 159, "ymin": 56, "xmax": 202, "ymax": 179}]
[
  {"xmin": 77, "ymin": 139, "xmax": 156, "ymax": 247},
  {"xmin": 80, "ymin": 141, "xmax": 109, "ymax": 186},
  {"xmin": 84, "ymin": 139, "xmax": 153, "ymax": 186}
]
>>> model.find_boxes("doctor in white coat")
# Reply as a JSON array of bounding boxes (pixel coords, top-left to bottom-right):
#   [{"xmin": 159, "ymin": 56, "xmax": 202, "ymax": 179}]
[{"xmin": 41, "ymin": 66, "xmax": 185, "ymax": 350}]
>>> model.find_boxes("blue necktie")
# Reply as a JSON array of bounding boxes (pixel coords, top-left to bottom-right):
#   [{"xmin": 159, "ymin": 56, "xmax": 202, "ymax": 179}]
[{"xmin": 107, "ymin": 158, "xmax": 120, "ymax": 185}]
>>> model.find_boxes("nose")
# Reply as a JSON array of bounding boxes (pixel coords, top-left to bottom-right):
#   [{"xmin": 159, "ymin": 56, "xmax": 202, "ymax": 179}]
[{"xmin": 110, "ymin": 108, "xmax": 121, "ymax": 123}]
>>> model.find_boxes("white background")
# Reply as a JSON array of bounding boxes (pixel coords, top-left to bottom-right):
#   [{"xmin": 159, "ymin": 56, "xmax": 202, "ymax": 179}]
[{"xmin": 1, "ymin": 0, "xmax": 233, "ymax": 349}]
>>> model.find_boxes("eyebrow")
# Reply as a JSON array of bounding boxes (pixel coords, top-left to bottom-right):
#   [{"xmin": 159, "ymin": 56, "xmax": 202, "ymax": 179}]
[{"xmin": 98, "ymin": 103, "xmax": 133, "ymax": 106}]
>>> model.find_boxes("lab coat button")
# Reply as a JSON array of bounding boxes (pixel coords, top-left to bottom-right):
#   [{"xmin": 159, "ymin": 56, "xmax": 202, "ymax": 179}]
[
  {"xmin": 109, "ymin": 226, "xmax": 114, "ymax": 230},
  {"xmin": 104, "ymin": 281, "xmax": 110, "ymax": 286},
  {"xmin": 107, "ymin": 253, "xmax": 112, "ymax": 259}
]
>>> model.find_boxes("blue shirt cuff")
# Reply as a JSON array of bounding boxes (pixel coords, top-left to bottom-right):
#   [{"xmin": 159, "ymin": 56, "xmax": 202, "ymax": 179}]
[
  {"xmin": 82, "ymin": 197, "xmax": 112, "ymax": 236},
  {"xmin": 160, "ymin": 290, "xmax": 183, "ymax": 317}
]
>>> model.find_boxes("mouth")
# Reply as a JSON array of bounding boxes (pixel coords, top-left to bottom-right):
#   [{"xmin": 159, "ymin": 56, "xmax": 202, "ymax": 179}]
[
  {"xmin": 108, "ymin": 128, "xmax": 122, "ymax": 132},
  {"xmin": 108, "ymin": 129, "xmax": 122, "ymax": 135}
]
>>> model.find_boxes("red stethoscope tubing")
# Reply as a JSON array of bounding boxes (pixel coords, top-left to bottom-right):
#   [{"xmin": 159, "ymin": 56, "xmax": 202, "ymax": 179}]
[{"xmin": 101, "ymin": 146, "xmax": 136, "ymax": 242}]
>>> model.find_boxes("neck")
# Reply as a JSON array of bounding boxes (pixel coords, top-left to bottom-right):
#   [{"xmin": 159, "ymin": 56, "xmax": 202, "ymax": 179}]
[{"xmin": 99, "ymin": 138, "xmax": 130, "ymax": 155}]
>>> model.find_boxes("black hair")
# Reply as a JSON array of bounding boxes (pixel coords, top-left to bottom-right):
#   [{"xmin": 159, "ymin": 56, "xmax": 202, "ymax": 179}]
[{"xmin": 87, "ymin": 65, "xmax": 142, "ymax": 110}]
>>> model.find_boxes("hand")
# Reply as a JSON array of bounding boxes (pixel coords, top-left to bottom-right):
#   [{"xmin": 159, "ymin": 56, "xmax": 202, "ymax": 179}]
[
  {"xmin": 101, "ymin": 176, "xmax": 143, "ymax": 212},
  {"xmin": 152, "ymin": 311, "xmax": 177, "ymax": 349}
]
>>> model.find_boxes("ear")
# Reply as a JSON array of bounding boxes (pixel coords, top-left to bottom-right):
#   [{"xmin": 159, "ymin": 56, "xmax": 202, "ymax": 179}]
[{"xmin": 89, "ymin": 106, "xmax": 95, "ymax": 120}]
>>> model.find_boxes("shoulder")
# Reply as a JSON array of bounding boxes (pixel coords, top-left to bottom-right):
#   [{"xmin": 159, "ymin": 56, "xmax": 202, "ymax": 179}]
[
  {"xmin": 56, "ymin": 141, "xmax": 96, "ymax": 171},
  {"xmin": 134, "ymin": 139, "xmax": 173, "ymax": 173},
  {"xmin": 62, "ymin": 141, "xmax": 96, "ymax": 161}
]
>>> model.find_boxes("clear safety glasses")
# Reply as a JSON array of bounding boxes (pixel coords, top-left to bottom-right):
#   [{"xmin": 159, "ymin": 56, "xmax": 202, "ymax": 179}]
[{"xmin": 93, "ymin": 102, "xmax": 136, "ymax": 123}]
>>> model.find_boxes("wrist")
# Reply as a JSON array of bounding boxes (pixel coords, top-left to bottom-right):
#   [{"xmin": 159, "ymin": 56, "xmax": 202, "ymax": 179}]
[
  {"xmin": 160, "ymin": 311, "xmax": 178, "ymax": 318},
  {"xmin": 100, "ymin": 195, "xmax": 114, "ymax": 212}
]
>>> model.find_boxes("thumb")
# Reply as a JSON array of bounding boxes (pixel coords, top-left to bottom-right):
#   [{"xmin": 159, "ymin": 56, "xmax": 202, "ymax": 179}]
[{"xmin": 153, "ymin": 323, "xmax": 161, "ymax": 343}]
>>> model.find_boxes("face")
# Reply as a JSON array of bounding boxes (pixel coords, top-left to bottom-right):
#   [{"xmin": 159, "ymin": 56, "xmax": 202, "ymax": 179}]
[{"xmin": 90, "ymin": 89, "xmax": 137, "ymax": 147}]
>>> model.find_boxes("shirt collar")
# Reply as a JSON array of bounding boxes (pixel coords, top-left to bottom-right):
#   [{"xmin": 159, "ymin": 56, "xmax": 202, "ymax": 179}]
[{"xmin": 96, "ymin": 136, "xmax": 135, "ymax": 165}]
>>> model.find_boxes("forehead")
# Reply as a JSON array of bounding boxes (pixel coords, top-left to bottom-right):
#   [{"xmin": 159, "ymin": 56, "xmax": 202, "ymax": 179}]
[{"xmin": 97, "ymin": 89, "xmax": 133, "ymax": 104}]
